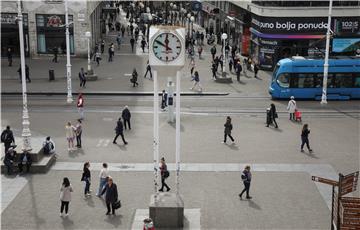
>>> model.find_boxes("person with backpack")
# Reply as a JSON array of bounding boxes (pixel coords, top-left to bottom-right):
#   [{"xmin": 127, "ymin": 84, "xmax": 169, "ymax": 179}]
[
  {"xmin": 159, "ymin": 157, "xmax": 170, "ymax": 192},
  {"xmin": 43, "ymin": 136, "xmax": 55, "ymax": 155},
  {"xmin": 75, "ymin": 119, "xmax": 82, "ymax": 148},
  {"xmin": 101, "ymin": 176, "xmax": 119, "ymax": 215},
  {"xmin": 301, "ymin": 124, "xmax": 313, "ymax": 153},
  {"xmin": 223, "ymin": 116, "xmax": 235, "ymax": 144},
  {"xmin": 144, "ymin": 60, "xmax": 152, "ymax": 79},
  {"xmin": 287, "ymin": 96, "xmax": 297, "ymax": 121},
  {"xmin": 81, "ymin": 162, "xmax": 91, "ymax": 197},
  {"xmin": 1, "ymin": 126, "xmax": 15, "ymax": 153},
  {"xmin": 78, "ymin": 68, "xmax": 86, "ymax": 88},
  {"xmin": 131, "ymin": 68, "xmax": 138, "ymax": 87},
  {"xmin": 190, "ymin": 71, "xmax": 202, "ymax": 92},
  {"xmin": 60, "ymin": 177, "xmax": 73, "ymax": 217},
  {"xmin": 266, "ymin": 104, "xmax": 278, "ymax": 128},
  {"xmin": 239, "ymin": 165, "xmax": 252, "ymax": 200},
  {"xmin": 18, "ymin": 150, "xmax": 32, "ymax": 173}
]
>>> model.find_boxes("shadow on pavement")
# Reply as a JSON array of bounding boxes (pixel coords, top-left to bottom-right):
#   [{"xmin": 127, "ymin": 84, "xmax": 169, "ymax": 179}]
[
  {"xmin": 61, "ymin": 217, "xmax": 74, "ymax": 229},
  {"xmin": 27, "ymin": 175, "xmax": 46, "ymax": 228},
  {"xmin": 169, "ymin": 121, "xmax": 185, "ymax": 132},
  {"xmin": 226, "ymin": 143, "xmax": 239, "ymax": 151},
  {"xmin": 104, "ymin": 214, "xmax": 123, "ymax": 227},
  {"xmin": 248, "ymin": 199, "xmax": 261, "ymax": 210}
]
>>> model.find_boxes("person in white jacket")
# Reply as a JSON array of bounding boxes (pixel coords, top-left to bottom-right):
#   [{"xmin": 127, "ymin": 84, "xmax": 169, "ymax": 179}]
[
  {"xmin": 287, "ymin": 96, "xmax": 297, "ymax": 120},
  {"xmin": 60, "ymin": 177, "xmax": 73, "ymax": 217}
]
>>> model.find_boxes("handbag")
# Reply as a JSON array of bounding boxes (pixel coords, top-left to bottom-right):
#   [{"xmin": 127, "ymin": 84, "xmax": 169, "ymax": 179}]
[
  {"xmin": 274, "ymin": 112, "xmax": 278, "ymax": 118},
  {"xmin": 113, "ymin": 200, "xmax": 121, "ymax": 209}
]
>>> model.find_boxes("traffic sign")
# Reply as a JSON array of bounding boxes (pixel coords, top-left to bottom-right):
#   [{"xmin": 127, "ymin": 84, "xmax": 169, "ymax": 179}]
[{"xmin": 311, "ymin": 176, "xmax": 339, "ymax": 186}]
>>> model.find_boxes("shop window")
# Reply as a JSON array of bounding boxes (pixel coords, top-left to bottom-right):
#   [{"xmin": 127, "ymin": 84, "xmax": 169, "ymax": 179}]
[
  {"xmin": 37, "ymin": 33, "xmax": 46, "ymax": 53},
  {"xmin": 277, "ymin": 73, "xmax": 290, "ymax": 88}
]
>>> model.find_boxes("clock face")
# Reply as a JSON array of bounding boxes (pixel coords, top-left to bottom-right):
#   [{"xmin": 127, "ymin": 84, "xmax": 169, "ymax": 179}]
[{"xmin": 152, "ymin": 32, "xmax": 182, "ymax": 63}]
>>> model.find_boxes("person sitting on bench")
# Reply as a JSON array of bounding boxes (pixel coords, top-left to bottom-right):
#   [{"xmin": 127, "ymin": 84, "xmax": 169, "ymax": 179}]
[
  {"xmin": 18, "ymin": 151, "xmax": 32, "ymax": 173},
  {"xmin": 42, "ymin": 136, "xmax": 55, "ymax": 155},
  {"xmin": 3, "ymin": 147, "xmax": 16, "ymax": 175}
]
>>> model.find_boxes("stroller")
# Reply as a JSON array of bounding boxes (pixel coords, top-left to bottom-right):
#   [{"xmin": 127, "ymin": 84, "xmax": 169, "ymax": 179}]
[{"xmin": 295, "ymin": 109, "xmax": 302, "ymax": 122}]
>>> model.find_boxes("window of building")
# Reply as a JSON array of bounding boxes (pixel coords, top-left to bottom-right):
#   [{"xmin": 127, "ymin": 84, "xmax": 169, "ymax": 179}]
[{"xmin": 36, "ymin": 14, "xmax": 74, "ymax": 54}]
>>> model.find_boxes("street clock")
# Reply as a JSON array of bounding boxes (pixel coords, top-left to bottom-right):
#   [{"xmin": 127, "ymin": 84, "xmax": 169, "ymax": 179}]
[{"xmin": 149, "ymin": 26, "xmax": 185, "ymax": 68}]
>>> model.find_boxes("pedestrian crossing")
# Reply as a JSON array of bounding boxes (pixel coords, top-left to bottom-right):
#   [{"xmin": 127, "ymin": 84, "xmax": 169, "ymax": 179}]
[{"xmin": 96, "ymin": 139, "xmax": 111, "ymax": 147}]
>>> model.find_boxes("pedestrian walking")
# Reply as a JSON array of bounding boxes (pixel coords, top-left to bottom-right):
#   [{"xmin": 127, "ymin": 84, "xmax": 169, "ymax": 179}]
[
  {"xmin": 159, "ymin": 157, "xmax": 170, "ymax": 192},
  {"xmin": 18, "ymin": 150, "xmax": 32, "ymax": 173},
  {"xmin": 242, "ymin": 57, "xmax": 247, "ymax": 77},
  {"xmin": 65, "ymin": 122, "xmax": 75, "ymax": 151},
  {"xmin": 1, "ymin": 125, "xmax": 15, "ymax": 153},
  {"xmin": 287, "ymin": 96, "xmax": 297, "ymax": 120},
  {"xmin": 190, "ymin": 71, "xmax": 202, "ymax": 91},
  {"xmin": 78, "ymin": 68, "xmax": 86, "ymax": 88},
  {"xmin": 222, "ymin": 116, "xmax": 234, "ymax": 144},
  {"xmin": 214, "ymin": 56, "xmax": 220, "ymax": 72},
  {"xmin": 77, "ymin": 93, "xmax": 84, "ymax": 120},
  {"xmin": 266, "ymin": 104, "xmax": 278, "ymax": 128},
  {"xmin": 239, "ymin": 165, "xmax": 252, "ymax": 200},
  {"xmin": 101, "ymin": 176, "xmax": 119, "ymax": 215},
  {"xmin": 189, "ymin": 59, "xmax": 195, "ymax": 76},
  {"xmin": 141, "ymin": 38, "xmax": 147, "ymax": 53},
  {"xmin": 229, "ymin": 57, "xmax": 233, "ymax": 72},
  {"xmin": 18, "ymin": 64, "xmax": 31, "ymax": 83},
  {"xmin": 95, "ymin": 52, "xmax": 101, "ymax": 66},
  {"xmin": 219, "ymin": 54, "xmax": 224, "ymax": 71},
  {"xmin": 7, "ymin": 48, "xmax": 13, "ymax": 66},
  {"xmin": 116, "ymin": 34, "xmax": 122, "ymax": 50},
  {"xmin": 121, "ymin": 25, "xmax": 125, "ymax": 37},
  {"xmin": 96, "ymin": 163, "xmax": 110, "ymax": 197},
  {"xmin": 108, "ymin": 44, "xmax": 113, "ymax": 62},
  {"xmin": 52, "ymin": 47, "xmax": 58, "ymax": 63},
  {"xmin": 75, "ymin": 119, "xmax": 82, "ymax": 148},
  {"xmin": 225, "ymin": 43, "xmax": 230, "ymax": 60},
  {"xmin": 236, "ymin": 61, "xmax": 242, "ymax": 82},
  {"xmin": 81, "ymin": 162, "xmax": 91, "ymax": 197},
  {"xmin": 198, "ymin": 45, "xmax": 203, "ymax": 59},
  {"xmin": 211, "ymin": 61, "xmax": 217, "ymax": 80},
  {"xmin": 93, "ymin": 43, "xmax": 99, "ymax": 61},
  {"xmin": 122, "ymin": 106, "xmax": 131, "ymax": 130},
  {"xmin": 113, "ymin": 118, "xmax": 128, "ymax": 145},
  {"xmin": 60, "ymin": 177, "xmax": 73, "ymax": 217},
  {"xmin": 210, "ymin": 45, "xmax": 216, "ymax": 60},
  {"xmin": 130, "ymin": 37, "xmax": 135, "ymax": 53},
  {"xmin": 144, "ymin": 60, "xmax": 152, "ymax": 79},
  {"xmin": 101, "ymin": 40, "xmax": 105, "ymax": 54},
  {"xmin": 301, "ymin": 124, "xmax": 313, "ymax": 153},
  {"xmin": 131, "ymin": 68, "xmax": 139, "ymax": 87},
  {"xmin": 254, "ymin": 63, "xmax": 259, "ymax": 78},
  {"xmin": 161, "ymin": 90, "xmax": 168, "ymax": 110}
]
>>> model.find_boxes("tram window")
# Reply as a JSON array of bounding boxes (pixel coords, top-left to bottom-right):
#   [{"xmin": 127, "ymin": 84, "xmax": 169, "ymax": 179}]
[
  {"xmin": 315, "ymin": 73, "xmax": 337, "ymax": 88},
  {"xmin": 277, "ymin": 73, "xmax": 290, "ymax": 88},
  {"xmin": 354, "ymin": 75, "xmax": 360, "ymax": 88},
  {"xmin": 314, "ymin": 74, "xmax": 323, "ymax": 88},
  {"xmin": 336, "ymin": 73, "xmax": 353, "ymax": 88},
  {"xmin": 327, "ymin": 74, "xmax": 337, "ymax": 88},
  {"xmin": 291, "ymin": 73, "xmax": 314, "ymax": 88}
]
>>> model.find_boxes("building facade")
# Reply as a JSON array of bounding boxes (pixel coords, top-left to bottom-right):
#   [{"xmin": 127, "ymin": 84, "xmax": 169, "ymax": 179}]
[
  {"xmin": 201, "ymin": 0, "xmax": 360, "ymax": 69},
  {"xmin": 1, "ymin": 0, "xmax": 103, "ymax": 58}
]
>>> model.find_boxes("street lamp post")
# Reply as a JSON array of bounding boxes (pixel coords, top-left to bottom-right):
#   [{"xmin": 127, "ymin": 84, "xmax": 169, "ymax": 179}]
[
  {"xmin": 321, "ymin": 0, "xmax": 333, "ymax": 104},
  {"xmin": 190, "ymin": 16, "xmax": 195, "ymax": 39},
  {"xmin": 85, "ymin": 31, "xmax": 92, "ymax": 74},
  {"xmin": 187, "ymin": 13, "xmax": 191, "ymax": 38},
  {"xmin": 65, "ymin": 0, "xmax": 73, "ymax": 104},
  {"xmin": 17, "ymin": 0, "xmax": 32, "ymax": 151},
  {"xmin": 221, "ymin": 33, "xmax": 228, "ymax": 74}
]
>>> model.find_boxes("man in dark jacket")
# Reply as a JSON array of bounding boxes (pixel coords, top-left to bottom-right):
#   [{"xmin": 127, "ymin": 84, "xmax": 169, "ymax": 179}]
[
  {"xmin": 121, "ymin": 106, "xmax": 131, "ymax": 130},
  {"xmin": 254, "ymin": 63, "xmax": 259, "ymax": 78},
  {"xmin": 3, "ymin": 148, "xmax": 16, "ymax": 175},
  {"xmin": 18, "ymin": 151, "xmax": 32, "ymax": 173},
  {"xmin": 1, "ymin": 126, "xmax": 15, "ymax": 153},
  {"xmin": 239, "ymin": 165, "xmax": 252, "ymax": 199},
  {"xmin": 130, "ymin": 37, "xmax": 135, "ymax": 53},
  {"xmin": 101, "ymin": 177, "xmax": 118, "ymax": 215},
  {"xmin": 236, "ymin": 61, "xmax": 242, "ymax": 82},
  {"xmin": 113, "ymin": 118, "xmax": 128, "ymax": 145},
  {"xmin": 18, "ymin": 64, "xmax": 31, "ymax": 83},
  {"xmin": 144, "ymin": 60, "xmax": 152, "ymax": 79}
]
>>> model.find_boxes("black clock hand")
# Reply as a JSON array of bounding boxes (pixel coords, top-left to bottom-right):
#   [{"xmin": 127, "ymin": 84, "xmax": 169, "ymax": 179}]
[{"xmin": 155, "ymin": 40, "xmax": 166, "ymax": 48}]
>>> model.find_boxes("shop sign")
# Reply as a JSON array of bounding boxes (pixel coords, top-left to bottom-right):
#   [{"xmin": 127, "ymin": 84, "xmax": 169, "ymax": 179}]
[
  {"xmin": 335, "ymin": 18, "xmax": 360, "ymax": 34},
  {"xmin": 47, "ymin": 15, "xmax": 64, "ymax": 27},
  {"xmin": 78, "ymin": 13, "xmax": 85, "ymax": 22},
  {"xmin": 1, "ymin": 14, "xmax": 17, "ymax": 25},
  {"xmin": 259, "ymin": 38, "xmax": 278, "ymax": 46}
]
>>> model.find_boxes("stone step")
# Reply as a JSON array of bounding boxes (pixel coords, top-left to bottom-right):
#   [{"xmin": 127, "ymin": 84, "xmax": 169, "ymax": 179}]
[{"xmin": 1, "ymin": 154, "xmax": 56, "ymax": 174}]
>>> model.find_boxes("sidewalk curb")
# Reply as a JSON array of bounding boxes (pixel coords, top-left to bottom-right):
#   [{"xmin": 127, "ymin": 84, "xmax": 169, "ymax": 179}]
[{"xmin": 2, "ymin": 91, "xmax": 229, "ymax": 96}]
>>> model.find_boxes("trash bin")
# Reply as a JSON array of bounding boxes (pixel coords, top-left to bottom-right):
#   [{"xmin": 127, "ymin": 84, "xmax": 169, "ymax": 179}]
[{"xmin": 49, "ymin": 70, "xmax": 55, "ymax": 81}]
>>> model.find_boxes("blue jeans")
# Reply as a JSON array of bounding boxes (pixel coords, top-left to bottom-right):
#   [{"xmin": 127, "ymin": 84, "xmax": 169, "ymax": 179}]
[
  {"xmin": 84, "ymin": 178, "xmax": 91, "ymax": 194},
  {"xmin": 97, "ymin": 178, "xmax": 107, "ymax": 195}
]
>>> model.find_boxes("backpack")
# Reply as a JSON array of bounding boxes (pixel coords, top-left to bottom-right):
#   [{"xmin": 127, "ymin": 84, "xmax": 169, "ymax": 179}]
[
  {"xmin": 43, "ymin": 142, "xmax": 53, "ymax": 154},
  {"xmin": 1, "ymin": 131, "xmax": 12, "ymax": 143},
  {"xmin": 164, "ymin": 170, "xmax": 170, "ymax": 178}
]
